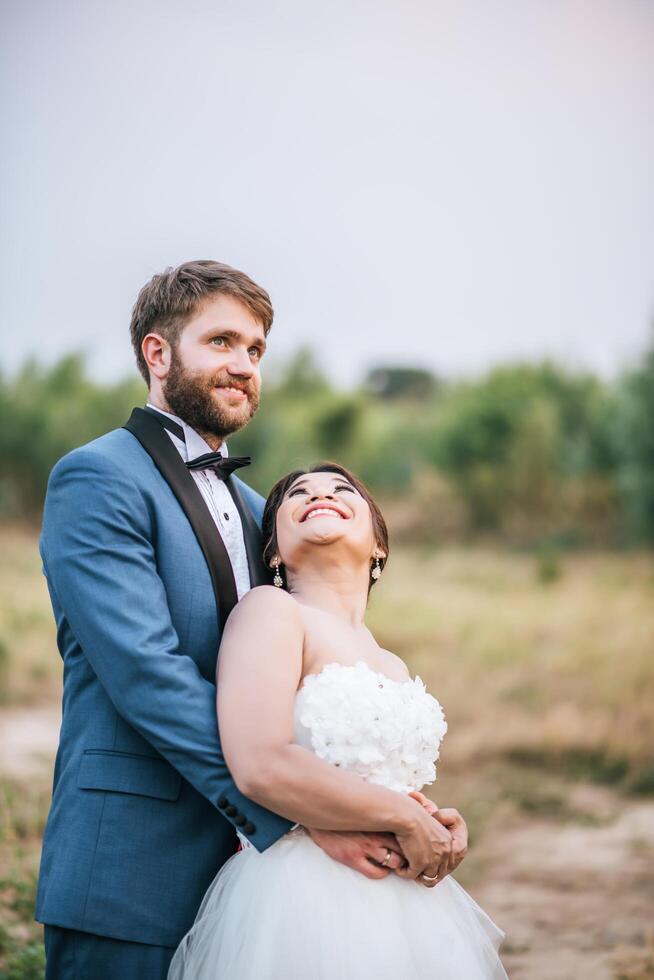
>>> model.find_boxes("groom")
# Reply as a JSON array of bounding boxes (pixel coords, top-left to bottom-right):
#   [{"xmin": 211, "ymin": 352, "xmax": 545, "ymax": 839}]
[
  {"xmin": 37, "ymin": 260, "xmax": 463, "ymax": 979},
  {"xmin": 36, "ymin": 261, "xmax": 466, "ymax": 980}
]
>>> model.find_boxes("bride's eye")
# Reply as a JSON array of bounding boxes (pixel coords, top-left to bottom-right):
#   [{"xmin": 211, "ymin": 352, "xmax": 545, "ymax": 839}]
[
  {"xmin": 287, "ymin": 487, "xmax": 307, "ymax": 498},
  {"xmin": 334, "ymin": 484, "xmax": 354, "ymax": 493}
]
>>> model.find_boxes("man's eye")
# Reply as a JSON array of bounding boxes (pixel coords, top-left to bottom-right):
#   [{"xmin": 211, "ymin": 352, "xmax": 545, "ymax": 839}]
[
  {"xmin": 211, "ymin": 337, "xmax": 226, "ymax": 346},
  {"xmin": 249, "ymin": 347, "xmax": 262, "ymax": 359}
]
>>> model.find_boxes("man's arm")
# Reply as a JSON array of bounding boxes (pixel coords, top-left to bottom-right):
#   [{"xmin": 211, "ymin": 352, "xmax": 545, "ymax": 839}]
[
  {"xmin": 217, "ymin": 586, "xmax": 454, "ymax": 881},
  {"xmin": 41, "ymin": 448, "xmax": 292, "ymax": 849}
]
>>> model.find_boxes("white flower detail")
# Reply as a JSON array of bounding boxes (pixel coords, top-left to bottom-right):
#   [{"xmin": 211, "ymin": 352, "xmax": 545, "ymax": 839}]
[{"xmin": 295, "ymin": 661, "xmax": 447, "ymax": 793}]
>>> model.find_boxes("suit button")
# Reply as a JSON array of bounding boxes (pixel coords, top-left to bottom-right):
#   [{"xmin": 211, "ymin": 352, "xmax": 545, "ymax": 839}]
[
  {"xmin": 225, "ymin": 805, "xmax": 237, "ymax": 817},
  {"xmin": 218, "ymin": 796, "xmax": 229, "ymax": 809},
  {"xmin": 243, "ymin": 822, "xmax": 255, "ymax": 835},
  {"xmin": 234, "ymin": 815, "xmax": 246, "ymax": 826}
]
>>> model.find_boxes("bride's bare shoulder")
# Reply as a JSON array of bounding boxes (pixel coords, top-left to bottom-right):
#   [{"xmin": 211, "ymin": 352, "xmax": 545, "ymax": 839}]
[
  {"xmin": 240, "ymin": 584, "xmax": 298, "ymax": 606},
  {"xmin": 228, "ymin": 586, "xmax": 301, "ymax": 623},
  {"xmin": 380, "ymin": 649, "xmax": 412, "ymax": 682}
]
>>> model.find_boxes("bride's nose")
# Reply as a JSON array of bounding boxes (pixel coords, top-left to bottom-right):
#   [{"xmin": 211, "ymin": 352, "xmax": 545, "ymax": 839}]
[{"xmin": 309, "ymin": 491, "xmax": 335, "ymax": 502}]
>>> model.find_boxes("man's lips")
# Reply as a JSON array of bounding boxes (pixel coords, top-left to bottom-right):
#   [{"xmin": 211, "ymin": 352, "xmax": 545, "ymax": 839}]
[
  {"xmin": 300, "ymin": 503, "xmax": 350, "ymax": 522},
  {"xmin": 215, "ymin": 385, "xmax": 248, "ymax": 399}
]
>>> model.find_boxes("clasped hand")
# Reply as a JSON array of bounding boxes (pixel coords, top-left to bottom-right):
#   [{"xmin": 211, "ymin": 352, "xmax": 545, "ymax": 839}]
[
  {"xmin": 395, "ymin": 791, "xmax": 468, "ymax": 887},
  {"xmin": 307, "ymin": 793, "xmax": 468, "ymax": 888}
]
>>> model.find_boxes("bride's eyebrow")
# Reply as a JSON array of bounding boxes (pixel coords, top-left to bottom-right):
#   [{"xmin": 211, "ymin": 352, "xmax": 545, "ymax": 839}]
[
  {"xmin": 286, "ymin": 477, "xmax": 356, "ymax": 497},
  {"xmin": 286, "ymin": 480, "xmax": 309, "ymax": 495}
]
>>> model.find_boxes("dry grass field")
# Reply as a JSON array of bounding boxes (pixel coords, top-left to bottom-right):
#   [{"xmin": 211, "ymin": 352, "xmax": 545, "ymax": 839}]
[{"xmin": 1, "ymin": 525, "xmax": 653, "ymax": 978}]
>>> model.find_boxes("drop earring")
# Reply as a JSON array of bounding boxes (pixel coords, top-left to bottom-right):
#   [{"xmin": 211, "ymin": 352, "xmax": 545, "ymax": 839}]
[
  {"xmin": 371, "ymin": 557, "xmax": 381, "ymax": 581},
  {"xmin": 273, "ymin": 558, "xmax": 284, "ymax": 588}
]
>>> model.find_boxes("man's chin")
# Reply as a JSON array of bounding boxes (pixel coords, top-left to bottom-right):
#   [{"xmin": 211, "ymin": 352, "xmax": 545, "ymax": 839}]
[{"xmin": 209, "ymin": 406, "xmax": 255, "ymax": 437}]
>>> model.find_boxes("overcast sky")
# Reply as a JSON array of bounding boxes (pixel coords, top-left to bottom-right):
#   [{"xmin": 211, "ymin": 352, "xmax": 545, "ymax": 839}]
[{"xmin": 2, "ymin": 0, "xmax": 653, "ymax": 386}]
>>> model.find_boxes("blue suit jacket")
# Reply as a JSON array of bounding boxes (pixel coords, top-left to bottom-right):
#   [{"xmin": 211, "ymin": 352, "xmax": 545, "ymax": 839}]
[{"xmin": 36, "ymin": 412, "xmax": 292, "ymax": 947}]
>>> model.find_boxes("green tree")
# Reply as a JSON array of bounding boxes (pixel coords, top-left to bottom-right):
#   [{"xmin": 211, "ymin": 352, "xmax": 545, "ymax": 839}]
[
  {"xmin": 428, "ymin": 363, "xmax": 616, "ymax": 531},
  {"xmin": 0, "ymin": 356, "xmax": 145, "ymax": 518},
  {"xmin": 613, "ymin": 339, "xmax": 654, "ymax": 543},
  {"xmin": 364, "ymin": 367, "xmax": 439, "ymax": 401}
]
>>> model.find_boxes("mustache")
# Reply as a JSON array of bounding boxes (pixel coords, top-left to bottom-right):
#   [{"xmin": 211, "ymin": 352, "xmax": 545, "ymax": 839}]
[{"xmin": 205, "ymin": 372, "xmax": 257, "ymax": 398}]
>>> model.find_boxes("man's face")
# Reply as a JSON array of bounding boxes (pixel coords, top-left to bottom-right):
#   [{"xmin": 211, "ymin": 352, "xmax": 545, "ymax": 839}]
[{"xmin": 163, "ymin": 293, "xmax": 267, "ymax": 439}]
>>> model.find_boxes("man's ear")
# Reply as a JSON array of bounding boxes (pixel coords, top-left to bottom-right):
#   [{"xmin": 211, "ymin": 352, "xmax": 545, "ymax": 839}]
[{"xmin": 142, "ymin": 333, "xmax": 172, "ymax": 381}]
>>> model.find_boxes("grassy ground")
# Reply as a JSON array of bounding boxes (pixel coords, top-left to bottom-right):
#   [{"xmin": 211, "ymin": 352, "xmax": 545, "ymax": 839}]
[
  {"xmin": 1, "ymin": 525, "xmax": 653, "ymax": 978},
  {"xmin": 0, "ymin": 528, "xmax": 60, "ymax": 708}
]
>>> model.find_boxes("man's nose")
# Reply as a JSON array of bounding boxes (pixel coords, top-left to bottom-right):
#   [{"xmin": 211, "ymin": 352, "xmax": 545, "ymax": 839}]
[{"xmin": 225, "ymin": 346, "xmax": 255, "ymax": 377}]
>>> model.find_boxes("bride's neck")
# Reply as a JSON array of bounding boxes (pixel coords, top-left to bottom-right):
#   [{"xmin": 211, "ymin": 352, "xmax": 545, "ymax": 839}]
[{"xmin": 288, "ymin": 565, "xmax": 369, "ymax": 627}]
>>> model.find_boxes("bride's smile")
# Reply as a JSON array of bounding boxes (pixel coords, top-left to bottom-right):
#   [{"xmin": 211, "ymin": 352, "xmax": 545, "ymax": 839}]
[
  {"xmin": 300, "ymin": 503, "xmax": 350, "ymax": 521},
  {"xmin": 274, "ymin": 471, "xmax": 378, "ymax": 566}
]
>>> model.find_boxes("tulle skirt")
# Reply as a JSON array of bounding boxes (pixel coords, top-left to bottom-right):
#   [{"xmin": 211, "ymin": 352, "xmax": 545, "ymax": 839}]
[{"xmin": 168, "ymin": 830, "xmax": 508, "ymax": 979}]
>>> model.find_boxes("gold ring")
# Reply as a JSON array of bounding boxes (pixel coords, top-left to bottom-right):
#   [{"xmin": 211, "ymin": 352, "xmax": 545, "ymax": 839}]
[{"xmin": 380, "ymin": 848, "xmax": 393, "ymax": 868}]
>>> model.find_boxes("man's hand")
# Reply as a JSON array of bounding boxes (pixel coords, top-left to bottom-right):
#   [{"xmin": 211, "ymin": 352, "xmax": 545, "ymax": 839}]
[{"xmin": 306, "ymin": 829, "xmax": 407, "ymax": 879}]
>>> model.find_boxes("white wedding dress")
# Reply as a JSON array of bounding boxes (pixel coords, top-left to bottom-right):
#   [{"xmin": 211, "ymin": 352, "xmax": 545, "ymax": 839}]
[{"xmin": 168, "ymin": 661, "xmax": 507, "ymax": 979}]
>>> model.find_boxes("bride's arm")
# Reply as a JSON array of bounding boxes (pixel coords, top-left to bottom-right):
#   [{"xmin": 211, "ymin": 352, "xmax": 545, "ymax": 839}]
[{"xmin": 217, "ymin": 586, "xmax": 419, "ymax": 835}]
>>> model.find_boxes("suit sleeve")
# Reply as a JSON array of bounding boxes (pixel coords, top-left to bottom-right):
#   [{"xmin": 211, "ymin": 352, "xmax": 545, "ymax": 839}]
[{"xmin": 40, "ymin": 447, "xmax": 293, "ymax": 851}]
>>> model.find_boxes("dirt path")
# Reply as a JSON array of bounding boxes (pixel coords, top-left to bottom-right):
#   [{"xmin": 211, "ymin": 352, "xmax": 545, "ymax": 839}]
[
  {"xmin": 0, "ymin": 703, "xmax": 60, "ymax": 777},
  {"xmin": 2, "ymin": 706, "xmax": 653, "ymax": 979},
  {"xmin": 473, "ymin": 784, "xmax": 654, "ymax": 979}
]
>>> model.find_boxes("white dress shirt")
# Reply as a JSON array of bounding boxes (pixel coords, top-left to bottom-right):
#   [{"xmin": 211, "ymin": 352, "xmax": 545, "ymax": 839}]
[{"xmin": 146, "ymin": 404, "xmax": 251, "ymax": 600}]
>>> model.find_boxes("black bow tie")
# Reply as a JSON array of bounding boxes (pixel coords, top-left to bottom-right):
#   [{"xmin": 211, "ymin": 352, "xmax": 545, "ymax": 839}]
[
  {"xmin": 142, "ymin": 407, "xmax": 251, "ymax": 481},
  {"xmin": 186, "ymin": 453, "xmax": 251, "ymax": 479}
]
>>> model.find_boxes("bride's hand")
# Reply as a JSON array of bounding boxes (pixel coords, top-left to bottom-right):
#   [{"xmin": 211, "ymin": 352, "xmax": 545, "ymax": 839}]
[
  {"xmin": 393, "ymin": 798, "xmax": 453, "ymax": 887},
  {"xmin": 408, "ymin": 790, "xmax": 439, "ymax": 816},
  {"xmin": 409, "ymin": 792, "xmax": 468, "ymax": 878},
  {"xmin": 433, "ymin": 808, "xmax": 468, "ymax": 876}
]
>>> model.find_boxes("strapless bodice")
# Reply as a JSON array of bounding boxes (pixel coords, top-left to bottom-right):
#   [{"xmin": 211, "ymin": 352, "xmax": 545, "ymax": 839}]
[{"xmin": 293, "ymin": 660, "xmax": 447, "ymax": 794}]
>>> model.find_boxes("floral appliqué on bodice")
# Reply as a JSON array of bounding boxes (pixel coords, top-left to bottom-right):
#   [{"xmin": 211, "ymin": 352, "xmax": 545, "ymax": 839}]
[{"xmin": 293, "ymin": 660, "xmax": 448, "ymax": 794}]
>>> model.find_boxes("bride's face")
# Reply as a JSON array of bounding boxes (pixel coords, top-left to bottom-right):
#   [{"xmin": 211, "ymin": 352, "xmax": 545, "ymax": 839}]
[{"xmin": 274, "ymin": 470, "xmax": 381, "ymax": 571}]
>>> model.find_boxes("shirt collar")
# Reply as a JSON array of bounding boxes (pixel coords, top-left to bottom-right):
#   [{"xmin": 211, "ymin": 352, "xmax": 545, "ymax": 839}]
[{"xmin": 145, "ymin": 403, "xmax": 229, "ymax": 460}]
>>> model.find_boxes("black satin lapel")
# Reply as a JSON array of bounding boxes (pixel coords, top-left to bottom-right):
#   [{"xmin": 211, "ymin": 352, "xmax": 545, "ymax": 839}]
[
  {"xmin": 123, "ymin": 408, "xmax": 239, "ymax": 628},
  {"xmin": 226, "ymin": 477, "xmax": 273, "ymax": 588}
]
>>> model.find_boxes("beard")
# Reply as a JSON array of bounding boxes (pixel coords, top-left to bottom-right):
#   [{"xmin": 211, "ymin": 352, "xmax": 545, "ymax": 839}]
[{"xmin": 163, "ymin": 350, "xmax": 260, "ymax": 440}]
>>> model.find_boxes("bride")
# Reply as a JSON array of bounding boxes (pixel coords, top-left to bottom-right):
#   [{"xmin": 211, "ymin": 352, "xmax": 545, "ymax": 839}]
[{"xmin": 169, "ymin": 463, "xmax": 507, "ymax": 979}]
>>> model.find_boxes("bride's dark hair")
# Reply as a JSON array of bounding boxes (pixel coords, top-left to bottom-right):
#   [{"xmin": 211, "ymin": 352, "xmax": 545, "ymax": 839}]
[{"xmin": 262, "ymin": 462, "xmax": 389, "ymax": 588}]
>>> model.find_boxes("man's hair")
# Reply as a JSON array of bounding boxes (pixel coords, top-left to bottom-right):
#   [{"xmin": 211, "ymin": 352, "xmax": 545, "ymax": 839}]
[
  {"xmin": 262, "ymin": 462, "xmax": 389, "ymax": 593},
  {"xmin": 130, "ymin": 260, "xmax": 274, "ymax": 383}
]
